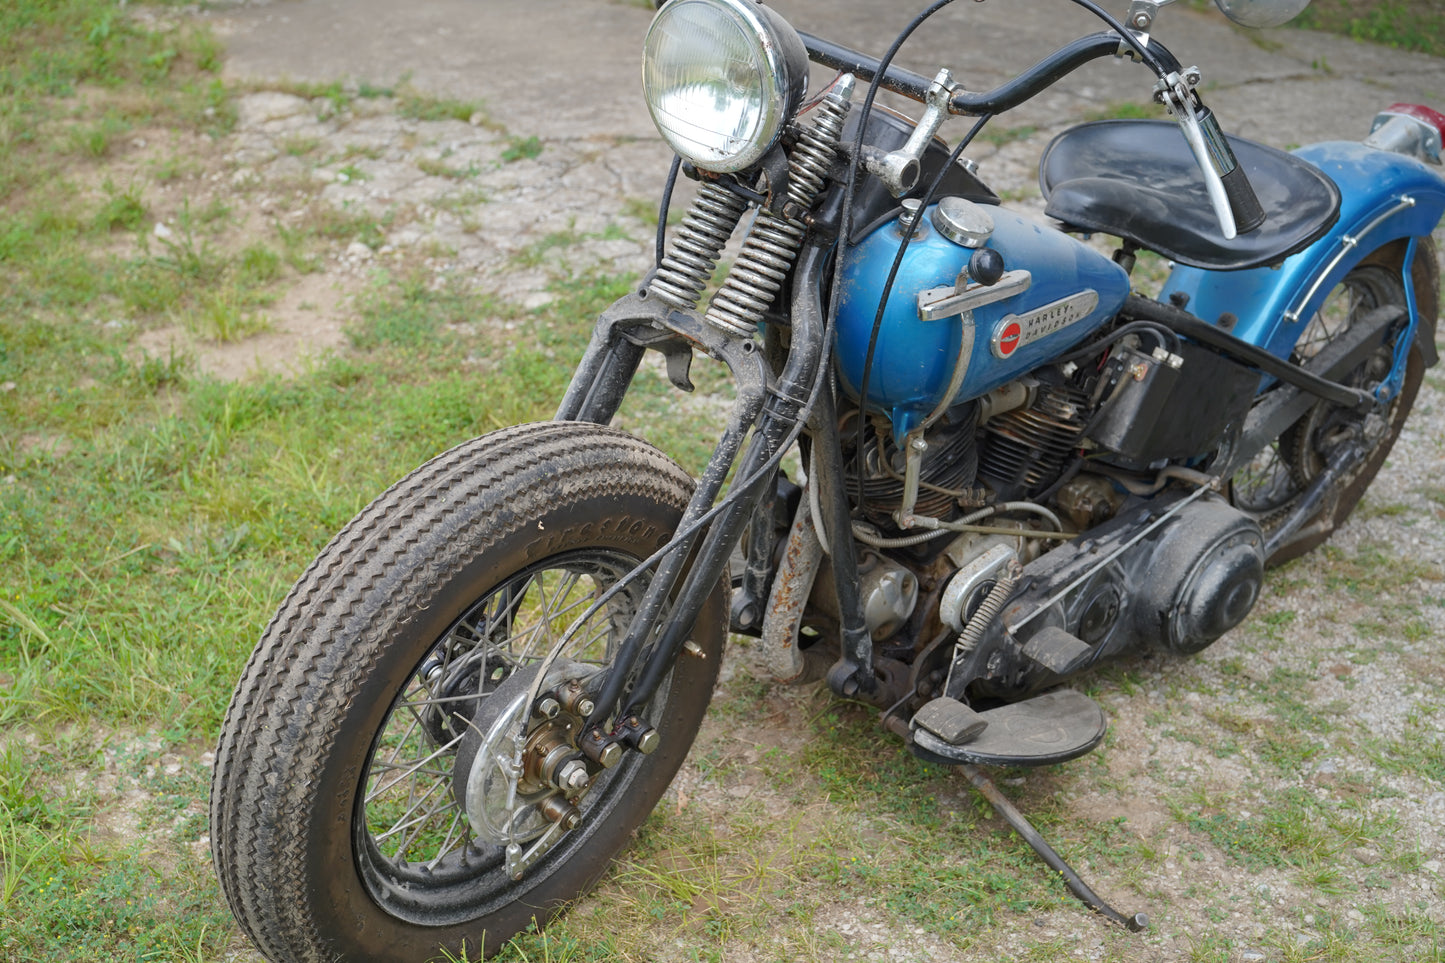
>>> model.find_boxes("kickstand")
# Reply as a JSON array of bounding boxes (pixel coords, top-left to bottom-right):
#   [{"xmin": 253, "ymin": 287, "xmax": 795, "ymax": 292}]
[{"xmin": 962, "ymin": 763, "xmax": 1148, "ymax": 932}]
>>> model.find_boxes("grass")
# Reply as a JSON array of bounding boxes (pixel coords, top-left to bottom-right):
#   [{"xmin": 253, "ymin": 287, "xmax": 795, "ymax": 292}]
[
  {"xmin": 1293, "ymin": 0, "xmax": 1445, "ymax": 58},
  {"xmin": 2, "ymin": 1, "xmax": 1444, "ymax": 962},
  {"xmin": 501, "ymin": 135, "xmax": 543, "ymax": 163},
  {"xmin": 978, "ymin": 123, "xmax": 1038, "ymax": 148},
  {"xmin": 1084, "ymin": 101, "xmax": 1166, "ymax": 123}
]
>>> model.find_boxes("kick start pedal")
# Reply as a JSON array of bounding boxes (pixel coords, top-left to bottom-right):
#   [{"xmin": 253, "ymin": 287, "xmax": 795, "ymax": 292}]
[{"xmin": 910, "ymin": 689, "xmax": 1106, "ymax": 767}]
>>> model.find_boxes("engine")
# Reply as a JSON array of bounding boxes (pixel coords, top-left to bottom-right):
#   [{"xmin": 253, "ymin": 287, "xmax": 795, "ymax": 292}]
[{"xmin": 819, "ymin": 195, "xmax": 1267, "ymax": 700}]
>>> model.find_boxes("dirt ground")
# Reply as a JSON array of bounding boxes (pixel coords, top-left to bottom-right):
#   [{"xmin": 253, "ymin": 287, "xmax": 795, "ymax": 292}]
[{"xmin": 103, "ymin": 1, "xmax": 1445, "ymax": 959}]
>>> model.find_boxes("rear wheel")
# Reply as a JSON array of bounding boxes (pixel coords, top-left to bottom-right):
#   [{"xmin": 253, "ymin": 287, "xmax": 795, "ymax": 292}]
[
  {"xmin": 1231, "ymin": 238, "xmax": 1439, "ymax": 563},
  {"xmin": 210, "ymin": 422, "xmax": 726, "ymax": 962}
]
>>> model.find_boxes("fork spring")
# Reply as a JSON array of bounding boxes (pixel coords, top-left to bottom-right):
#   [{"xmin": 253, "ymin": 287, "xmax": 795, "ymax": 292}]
[
  {"xmin": 704, "ymin": 77, "xmax": 854, "ymax": 337},
  {"xmin": 647, "ymin": 181, "xmax": 749, "ymax": 312}
]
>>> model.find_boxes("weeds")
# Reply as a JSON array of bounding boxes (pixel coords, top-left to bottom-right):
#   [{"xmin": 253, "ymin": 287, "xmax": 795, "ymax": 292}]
[
  {"xmin": 397, "ymin": 84, "xmax": 493, "ymax": 127},
  {"xmin": 1295, "ymin": 0, "xmax": 1445, "ymax": 58},
  {"xmin": 502, "ymin": 135, "xmax": 543, "ymax": 162},
  {"xmin": 2, "ymin": 1, "xmax": 1443, "ymax": 962}
]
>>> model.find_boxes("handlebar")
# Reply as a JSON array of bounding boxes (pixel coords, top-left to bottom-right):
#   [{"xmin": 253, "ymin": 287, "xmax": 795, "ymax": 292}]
[
  {"xmin": 803, "ymin": 27, "xmax": 1266, "ymax": 238},
  {"xmin": 1161, "ymin": 80, "xmax": 1267, "ymax": 238},
  {"xmin": 799, "ymin": 30, "xmax": 1183, "ymax": 117}
]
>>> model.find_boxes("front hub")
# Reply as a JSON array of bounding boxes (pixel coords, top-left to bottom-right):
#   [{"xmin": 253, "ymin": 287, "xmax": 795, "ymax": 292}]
[{"xmin": 449, "ymin": 662, "xmax": 602, "ymax": 848}]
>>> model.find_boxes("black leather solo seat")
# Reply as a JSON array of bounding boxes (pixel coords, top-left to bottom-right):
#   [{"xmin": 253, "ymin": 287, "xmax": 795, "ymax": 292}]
[{"xmin": 1039, "ymin": 119, "xmax": 1340, "ymax": 271}]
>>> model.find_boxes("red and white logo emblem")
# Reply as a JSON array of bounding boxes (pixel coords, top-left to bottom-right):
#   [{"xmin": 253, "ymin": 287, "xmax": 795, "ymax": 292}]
[
  {"xmin": 994, "ymin": 320, "xmax": 1022, "ymax": 357},
  {"xmin": 989, "ymin": 290, "xmax": 1099, "ymax": 360}
]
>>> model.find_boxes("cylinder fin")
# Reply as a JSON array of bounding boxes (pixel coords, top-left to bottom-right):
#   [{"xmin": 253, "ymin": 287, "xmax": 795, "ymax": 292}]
[{"xmin": 978, "ymin": 385, "xmax": 1090, "ymax": 496}]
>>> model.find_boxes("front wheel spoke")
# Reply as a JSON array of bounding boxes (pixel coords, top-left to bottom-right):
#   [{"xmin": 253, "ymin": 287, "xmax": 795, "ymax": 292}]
[
  {"xmin": 425, "ymin": 811, "xmax": 469, "ymax": 871},
  {"xmin": 535, "ymin": 571, "xmax": 591, "ymax": 644},
  {"xmin": 372, "ymin": 775, "xmax": 453, "ymax": 846},
  {"xmin": 400, "ymin": 690, "xmax": 490, "ymax": 713},
  {"xmin": 368, "ymin": 760, "xmax": 453, "ymax": 780},
  {"xmin": 506, "ymin": 618, "xmax": 550, "ymax": 667},
  {"xmin": 573, "ymin": 621, "xmax": 615, "ymax": 664},
  {"xmin": 513, "ymin": 595, "xmax": 600, "ymax": 665},
  {"xmin": 542, "ymin": 592, "xmax": 594, "ymax": 632},
  {"xmin": 531, "ymin": 575, "xmax": 562, "ymax": 649},
  {"xmin": 485, "ymin": 579, "xmax": 537, "ymax": 644},
  {"xmin": 366, "ymin": 733, "xmax": 465, "ymax": 805},
  {"xmin": 380, "ymin": 699, "xmax": 431, "ymax": 764},
  {"xmin": 402, "ymin": 692, "xmax": 438, "ymax": 735}
]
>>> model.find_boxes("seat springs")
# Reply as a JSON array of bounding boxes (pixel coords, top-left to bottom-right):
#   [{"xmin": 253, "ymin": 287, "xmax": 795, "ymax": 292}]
[
  {"xmin": 704, "ymin": 76, "xmax": 855, "ymax": 337},
  {"xmin": 648, "ymin": 181, "xmax": 749, "ymax": 312}
]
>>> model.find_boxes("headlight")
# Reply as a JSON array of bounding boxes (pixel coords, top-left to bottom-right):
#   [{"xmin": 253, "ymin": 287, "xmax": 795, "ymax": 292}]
[{"xmin": 643, "ymin": 0, "xmax": 809, "ymax": 173}]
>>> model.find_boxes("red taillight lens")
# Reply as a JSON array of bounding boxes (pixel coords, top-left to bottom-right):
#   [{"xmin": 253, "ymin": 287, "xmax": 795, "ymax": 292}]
[{"xmin": 1381, "ymin": 102, "xmax": 1445, "ymax": 138}]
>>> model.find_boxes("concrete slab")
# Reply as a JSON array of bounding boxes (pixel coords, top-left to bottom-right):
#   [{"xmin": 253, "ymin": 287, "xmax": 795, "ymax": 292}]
[{"xmin": 212, "ymin": 0, "xmax": 1445, "ymax": 150}]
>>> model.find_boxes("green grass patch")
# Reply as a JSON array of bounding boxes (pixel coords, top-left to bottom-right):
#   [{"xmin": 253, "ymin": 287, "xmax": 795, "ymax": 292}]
[
  {"xmin": 397, "ymin": 83, "xmax": 495, "ymax": 128},
  {"xmin": 501, "ymin": 134, "xmax": 543, "ymax": 163},
  {"xmin": 0, "ymin": 733, "xmax": 235, "ymax": 962},
  {"xmin": 3, "ymin": 1, "xmax": 1443, "ymax": 961},
  {"xmin": 1084, "ymin": 101, "xmax": 1165, "ymax": 122},
  {"xmin": 978, "ymin": 123, "xmax": 1038, "ymax": 147},
  {"xmin": 1294, "ymin": 0, "xmax": 1445, "ymax": 59}
]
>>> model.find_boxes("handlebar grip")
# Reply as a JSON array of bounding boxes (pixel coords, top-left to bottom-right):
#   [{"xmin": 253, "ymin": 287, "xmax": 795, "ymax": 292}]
[
  {"xmin": 1174, "ymin": 95, "xmax": 1266, "ymax": 240},
  {"xmin": 1218, "ymin": 147, "xmax": 1266, "ymax": 236}
]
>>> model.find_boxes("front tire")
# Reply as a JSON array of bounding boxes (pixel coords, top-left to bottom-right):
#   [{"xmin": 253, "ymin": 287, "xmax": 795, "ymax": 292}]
[{"xmin": 210, "ymin": 423, "xmax": 726, "ymax": 962}]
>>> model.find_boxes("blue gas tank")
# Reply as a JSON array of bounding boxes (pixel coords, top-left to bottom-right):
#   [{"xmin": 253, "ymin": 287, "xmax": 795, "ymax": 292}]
[{"xmin": 835, "ymin": 198, "xmax": 1131, "ymax": 437}]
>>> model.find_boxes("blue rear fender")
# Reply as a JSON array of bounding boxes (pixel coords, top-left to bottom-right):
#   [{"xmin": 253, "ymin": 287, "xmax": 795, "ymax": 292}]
[{"xmin": 1160, "ymin": 142, "xmax": 1445, "ymax": 365}]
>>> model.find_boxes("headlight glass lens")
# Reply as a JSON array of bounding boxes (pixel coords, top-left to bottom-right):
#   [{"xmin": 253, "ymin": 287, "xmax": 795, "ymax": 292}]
[{"xmin": 643, "ymin": 0, "xmax": 801, "ymax": 173}]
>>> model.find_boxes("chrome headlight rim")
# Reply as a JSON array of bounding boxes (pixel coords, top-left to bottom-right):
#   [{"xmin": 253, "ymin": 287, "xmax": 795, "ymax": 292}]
[{"xmin": 642, "ymin": 0, "xmax": 809, "ymax": 174}]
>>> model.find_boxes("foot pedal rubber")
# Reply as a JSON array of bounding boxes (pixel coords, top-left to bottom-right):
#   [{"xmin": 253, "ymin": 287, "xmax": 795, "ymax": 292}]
[
  {"xmin": 913, "ymin": 697, "xmax": 988, "ymax": 745},
  {"xmin": 1022, "ymin": 626, "xmax": 1092, "ymax": 674},
  {"xmin": 910, "ymin": 689, "xmax": 1106, "ymax": 767}
]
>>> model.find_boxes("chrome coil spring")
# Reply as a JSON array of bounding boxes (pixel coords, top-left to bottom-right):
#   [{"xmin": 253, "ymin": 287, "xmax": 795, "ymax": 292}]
[
  {"xmin": 943, "ymin": 558, "xmax": 1022, "ymax": 696},
  {"xmin": 647, "ymin": 180, "xmax": 749, "ymax": 312},
  {"xmin": 704, "ymin": 77, "xmax": 854, "ymax": 337}
]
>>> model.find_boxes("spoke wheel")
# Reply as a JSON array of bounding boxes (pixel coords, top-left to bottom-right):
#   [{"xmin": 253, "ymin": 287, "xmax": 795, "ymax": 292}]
[
  {"xmin": 1231, "ymin": 239, "xmax": 1439, "ymax": 563},
  {"xmin": 210, "ymin": 423, "xmax": 726, "ymax": 962}
]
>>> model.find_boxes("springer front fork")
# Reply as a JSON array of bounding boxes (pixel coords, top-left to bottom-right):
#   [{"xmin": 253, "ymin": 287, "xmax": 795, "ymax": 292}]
[
  {"xmin": 550, "ymin": 76, "xmax": 882, "ymax": 767},
  {"xmin": 553, "ymin": 239, "xmax": 876, "ymax": 761}
]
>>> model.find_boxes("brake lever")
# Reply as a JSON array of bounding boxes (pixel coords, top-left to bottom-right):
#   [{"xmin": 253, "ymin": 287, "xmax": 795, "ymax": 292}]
[
  {"xmin": 1157, "ymin": 69, "xmax": 1234, "ymax": 238},
  {"xmin": 1156, "ymin": 69, "xmax": 1266, "ymax": 241}
]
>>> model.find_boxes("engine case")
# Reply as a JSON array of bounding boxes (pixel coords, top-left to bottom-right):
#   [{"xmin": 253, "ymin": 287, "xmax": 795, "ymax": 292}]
[
  {"xmin": 958, "ymin": 493, "xmax": 1264, "ymax": 699},
  {"xmin": 835, "ymin": 199, "xmax": 1130, "ymax": 439}
]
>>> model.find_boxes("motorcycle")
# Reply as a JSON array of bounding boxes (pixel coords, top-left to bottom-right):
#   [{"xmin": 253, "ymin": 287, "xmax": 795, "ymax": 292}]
[{"xmin": 208, "ymin": 0, "xmax": 1444, "ymax": 958}]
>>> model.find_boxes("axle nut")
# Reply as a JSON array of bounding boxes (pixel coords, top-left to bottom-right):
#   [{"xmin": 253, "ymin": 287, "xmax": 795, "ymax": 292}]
[
  {"xmin": 554, "ymin": 759, "xmax": 590, "ymax": 793},
  {"xmin": 595, "ymin": 742, "xmax": 623, "ymax": 769}
]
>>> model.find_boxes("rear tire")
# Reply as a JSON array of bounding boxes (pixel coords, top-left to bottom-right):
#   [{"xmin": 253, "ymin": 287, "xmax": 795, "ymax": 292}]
[
  {"xmin": 209, "ymin": 422, "xmax": 726, "ymax": 962},
  {"xmin": 1230, "ymin": 238, "xmax": 1439, "ymax": 564}
]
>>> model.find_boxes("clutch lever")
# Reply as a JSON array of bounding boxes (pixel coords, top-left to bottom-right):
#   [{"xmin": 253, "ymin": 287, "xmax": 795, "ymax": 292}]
[{"xmin": 1156, "ymin": 70, "xmax": 1266, "ymax": 240}]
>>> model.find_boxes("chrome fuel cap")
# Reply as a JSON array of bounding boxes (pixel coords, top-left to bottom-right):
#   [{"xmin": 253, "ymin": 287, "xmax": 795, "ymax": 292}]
[{"xmin": 932, "ymin": 196, "xmax": 994, "ymax": 248}]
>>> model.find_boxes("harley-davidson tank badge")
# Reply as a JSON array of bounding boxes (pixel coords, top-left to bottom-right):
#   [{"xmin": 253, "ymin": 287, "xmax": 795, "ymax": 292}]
[{"xmin": 990, "ymin": 290, "xmax": 1099, "ymax": 359}]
